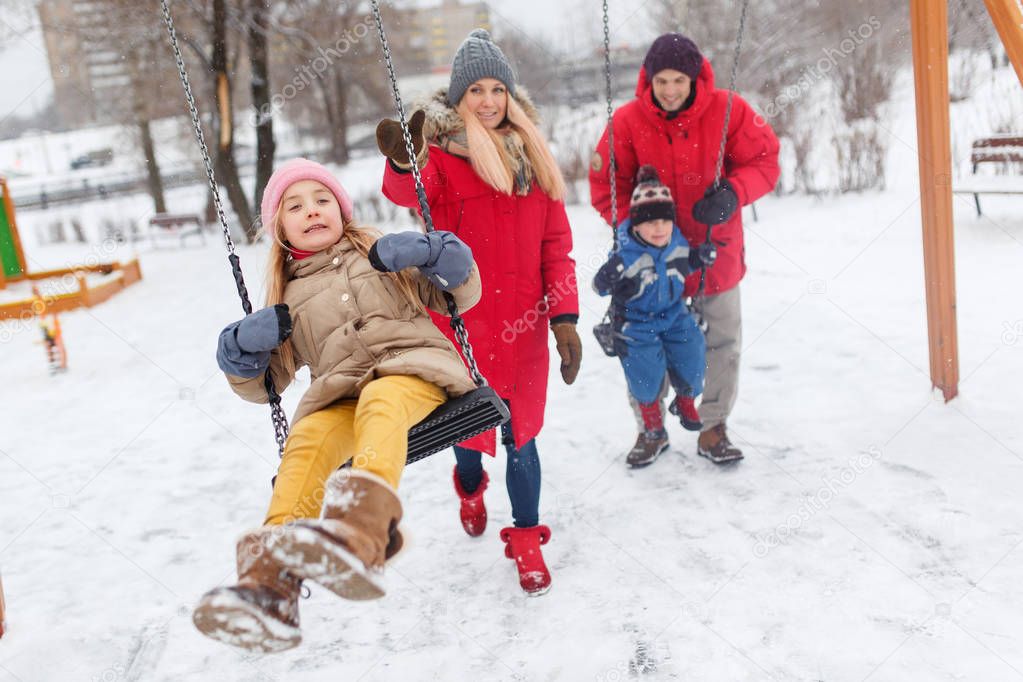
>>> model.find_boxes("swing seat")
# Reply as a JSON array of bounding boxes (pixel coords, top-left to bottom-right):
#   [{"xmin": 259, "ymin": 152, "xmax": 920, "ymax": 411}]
[{"xmin": 407, "ymin": 386, "xmax": 510, "ymax": 463}]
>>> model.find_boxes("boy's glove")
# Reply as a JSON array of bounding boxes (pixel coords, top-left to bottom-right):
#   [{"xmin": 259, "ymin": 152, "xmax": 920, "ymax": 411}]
[
  {"xmin": 691, "ymin": 178, "xmax": 738, "ymax": 226},
  {"xmin": 369, "ymin": 231, "xmax": 474, "ymax": 290},
  {"xmin": 217, "ymin": 304, "xmax": 292, "ymax": 378},
  {"xmin": 551, "ymin": 322, "xmax": 582, "ymax": 385},
  {"xmin": 594, "ymin": 254, "xmax": 640, "ymax": 300},
  {"xmin": 376, "ymin": 109, "xmax": 428, "ymax": 169},
  {"xmin": 688, "ymin": 243, "xmax": 718, "ymax": 269}
]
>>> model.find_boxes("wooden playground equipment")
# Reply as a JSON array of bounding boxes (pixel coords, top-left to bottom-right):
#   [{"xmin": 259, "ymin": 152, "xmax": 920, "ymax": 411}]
[
  {"xmin": 0, "ymin": 571, "xmax": 6, "ymax": 639},
  {"xmin": 0, "ymin": 176, "xmax": 142, "ymax": 322},
  {"xmin": 910, "ymin": 0, "xmax": 1023, "ymax": 401}
]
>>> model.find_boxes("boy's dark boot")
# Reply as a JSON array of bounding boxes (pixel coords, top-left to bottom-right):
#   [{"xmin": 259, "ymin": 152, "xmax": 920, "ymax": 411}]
[
  {"xmin": 627, "ymin": 401, "xmax": 669, "ymax": 468},
  {"xmin": 669, "ymin": 395, "xmax": 704, "ymax": 431}
]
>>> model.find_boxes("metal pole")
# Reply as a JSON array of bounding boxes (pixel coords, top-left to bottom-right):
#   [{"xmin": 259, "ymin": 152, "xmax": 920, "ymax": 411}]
[{"xmin": 910, "ymin": 0, "xmax": 959, "ymax": 401}]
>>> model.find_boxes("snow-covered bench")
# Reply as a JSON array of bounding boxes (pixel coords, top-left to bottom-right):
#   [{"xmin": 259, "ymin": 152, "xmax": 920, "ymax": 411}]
[
  {"xmin": 953, "ymin": 134, "xmax": 1023, "ymax": 216},
  {"xmin": 148, "ymin": 213, "xmax": 207, "ymax": 248}
]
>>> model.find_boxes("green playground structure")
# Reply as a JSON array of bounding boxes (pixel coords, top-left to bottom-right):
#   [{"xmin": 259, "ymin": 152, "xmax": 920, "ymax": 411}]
[{"xmin": 0, "ymin": 176, "xmax": 142, "ymax": 321}]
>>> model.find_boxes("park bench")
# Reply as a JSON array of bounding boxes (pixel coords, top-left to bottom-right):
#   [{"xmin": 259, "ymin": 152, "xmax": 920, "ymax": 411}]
[
  {"xmin": 953, "ymin": 134, "xmax": 1023, "ymax": 216},
  {"xmin": 148, "ymin": 212, "xmax": 207, "ymax": 248}
]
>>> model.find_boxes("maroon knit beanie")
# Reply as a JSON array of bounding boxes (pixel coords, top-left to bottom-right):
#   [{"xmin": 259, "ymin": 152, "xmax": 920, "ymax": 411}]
[{"xmin": 643, "ymin": 33, "xmax": 702, "ymax": 82}]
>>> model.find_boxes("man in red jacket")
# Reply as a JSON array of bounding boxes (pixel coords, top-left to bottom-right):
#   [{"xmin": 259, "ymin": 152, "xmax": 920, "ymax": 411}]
[{"xmin": 590, "ymin": 33, "xmax": 779, "ymax": 464}]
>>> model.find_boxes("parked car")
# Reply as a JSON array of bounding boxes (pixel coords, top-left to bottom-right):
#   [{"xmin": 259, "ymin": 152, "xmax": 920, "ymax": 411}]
[{"xmin": 70, "ymin": 148, "xmax": 114, "ymax": 170}]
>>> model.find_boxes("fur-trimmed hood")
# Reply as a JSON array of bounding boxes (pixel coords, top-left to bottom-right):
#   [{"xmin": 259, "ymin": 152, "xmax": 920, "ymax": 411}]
[{"xmin": 417, "ymin": 86, "xmax": 541, "ymax": 143}]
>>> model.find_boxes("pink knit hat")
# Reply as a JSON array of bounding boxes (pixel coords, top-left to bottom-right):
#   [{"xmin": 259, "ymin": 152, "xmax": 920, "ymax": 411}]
[{"xmin": 260, "ymin": 158, "xmax": 354, "ymax": 237}]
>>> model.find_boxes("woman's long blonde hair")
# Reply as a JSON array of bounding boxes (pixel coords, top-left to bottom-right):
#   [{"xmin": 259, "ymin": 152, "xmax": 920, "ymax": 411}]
[
  {"xmin": 456, "ymin": 94, "xmax": 566, "ymax": 201},
  {"xmin": 264, "ymin": 208, "xmax": 423, "ymax": 377}
]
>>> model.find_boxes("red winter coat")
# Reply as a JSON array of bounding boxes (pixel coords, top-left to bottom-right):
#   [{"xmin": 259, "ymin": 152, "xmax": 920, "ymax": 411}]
[
  {"xmin": 590, "ymin": 58, "xmax": 780, "ymax": 296},
  {"xmin": 382, "ymin": 149, "xmax": 578, "ymax": 455}
]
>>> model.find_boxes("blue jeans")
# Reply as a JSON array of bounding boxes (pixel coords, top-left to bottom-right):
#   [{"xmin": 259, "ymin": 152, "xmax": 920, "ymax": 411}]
[{"xmin": 453, "ymin": 419, "xmax": 541, "ymax": 528}]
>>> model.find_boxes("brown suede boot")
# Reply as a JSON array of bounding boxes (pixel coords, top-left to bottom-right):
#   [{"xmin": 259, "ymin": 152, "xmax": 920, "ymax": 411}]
[
  {"xmin": 697, "ymin": 423, "xmax": 744, "ymax": 464},
  {"xmin": 192, "ymin": 528, "xmax": 302, "ymax": 653},
  {"xmin": 266, "ymin": 469, "xmax": 403, "ymax": 601}
]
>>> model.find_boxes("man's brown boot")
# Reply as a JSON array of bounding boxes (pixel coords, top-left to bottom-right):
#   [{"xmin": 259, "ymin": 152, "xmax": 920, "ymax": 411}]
[{"xmin": 697, "ymin": 423, "xmax": 744, "ymax": 464}]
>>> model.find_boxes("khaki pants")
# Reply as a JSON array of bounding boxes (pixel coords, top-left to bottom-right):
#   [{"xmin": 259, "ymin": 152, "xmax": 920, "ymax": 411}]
[
  {"xmin": 264, "ymin": 375, "xmax": 446, "ymax": 526},
  {"xmin": 630, "ymin": 286, "xmax": 742, "ymax": 432}
]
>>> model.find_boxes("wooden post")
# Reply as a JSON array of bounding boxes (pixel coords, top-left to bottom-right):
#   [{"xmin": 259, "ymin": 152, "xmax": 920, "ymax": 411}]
[
  {"xmin": 0, "ymin": 571, "xmax": 6, "ymax": 638},
  {"xmin": 983, "ymin": 0, "xmax": 1023, "ymax": 88},
  {"xmin": 910, "ymin": 0, "xmax": 959, "ymax": 401}
]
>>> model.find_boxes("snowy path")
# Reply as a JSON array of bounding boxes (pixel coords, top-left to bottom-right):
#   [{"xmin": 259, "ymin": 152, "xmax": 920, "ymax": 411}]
[{"xmin": 1, "ymin": 187, "xmax": 1022, "ymax": 681}]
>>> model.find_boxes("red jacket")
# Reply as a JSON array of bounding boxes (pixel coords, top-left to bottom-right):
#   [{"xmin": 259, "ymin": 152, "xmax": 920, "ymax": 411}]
[
  {"xmin": 382, "ymin": 150, "xmax": 578, "ymax": 455},
  {"xmin": 590, "ymin": 58, "xmax": 780, "ymax": 295}
]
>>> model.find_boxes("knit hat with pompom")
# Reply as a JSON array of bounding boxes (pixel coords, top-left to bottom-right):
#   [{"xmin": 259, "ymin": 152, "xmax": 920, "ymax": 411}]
[
  {"xmin": 447, "ymin": 29, "xmax": 517, "ymax": 106},
  {"xmin": 629, "ymin": 165, "xmax": 676, "ymax": 225}
]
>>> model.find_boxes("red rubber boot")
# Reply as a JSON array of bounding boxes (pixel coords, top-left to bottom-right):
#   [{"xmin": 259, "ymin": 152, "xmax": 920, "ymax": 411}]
[
  {"xmin": 500, "ymin": 525, "xmax": 552, "ymax": 596},
  {"xmin": 452, "ymin": 467, "xmax": 489, "ymax": 537}
]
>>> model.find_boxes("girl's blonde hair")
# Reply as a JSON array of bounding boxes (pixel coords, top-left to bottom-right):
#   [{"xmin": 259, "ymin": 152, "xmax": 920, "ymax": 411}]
[
  {"xmin": 265, "ymin": 205, "xmax": 423, "ymax": 377},
  {"xmin": 456, "ymin": 94, "xmax": 566, "ymax": 201}
]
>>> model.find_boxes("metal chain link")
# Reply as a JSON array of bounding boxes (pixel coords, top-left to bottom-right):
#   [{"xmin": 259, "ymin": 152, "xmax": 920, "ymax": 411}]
[
  {"xmin": 160, "ymin": 0, "xmax": 238, "ymax": 261},
  {"xmin": 697, "ymin": 0, "xmax": 750, "ymax": 303},
  {"xmin": 370, "ymin": 0, "xmax": 485, "ymax": 387},
  {"xmin": 370, "ymin": 0, "xmax": 434, "ymax": 228},
  {"xmin": 713, "ymin": 0, "xmax": 750, "ymax": 188},
  {"xmin": 161, "ymin": 0, "xmax": 290, "ymax": 457},
  {"xmin": 602, "ymin": 0, "xmax": 618, "ymax": 236}
]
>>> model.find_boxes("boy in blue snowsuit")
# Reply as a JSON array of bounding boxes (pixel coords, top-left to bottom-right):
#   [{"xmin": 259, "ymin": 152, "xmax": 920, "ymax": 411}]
[{"xmin": 594, "ymin": 165, "xmax": 717, "ymax": 467}]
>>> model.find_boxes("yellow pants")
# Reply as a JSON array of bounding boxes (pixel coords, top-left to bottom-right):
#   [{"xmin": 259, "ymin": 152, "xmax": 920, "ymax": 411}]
[{"xmin": 264, "ymin": 375, "xmax": 446, "ymax": 526}]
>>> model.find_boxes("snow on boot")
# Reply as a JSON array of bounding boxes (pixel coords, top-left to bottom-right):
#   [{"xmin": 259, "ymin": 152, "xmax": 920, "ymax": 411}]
[
  {"xmin": 452, "ymin": 466, "xmax": 489, "ymax": 537},
  {"xmin": 192, "ymin": 528, "xmax": 302, "ymax": 653},
  {"xmin": 627, "ymin": 401, "xmax": 669, "ymax": 468},
  {"xmin": 500, "ymin": 525, "xmax": 552, "ymax": 596},
  {"xmin": 669, "ymin": 395, "xmax": 703, "ymax": 431},
  {"xmin": 697, "ymin": 423, "xmax": 744, "ymax": 464},
  {"xmin": 266, "ymin": 469, "xmax": 403, "ymax": 601}
]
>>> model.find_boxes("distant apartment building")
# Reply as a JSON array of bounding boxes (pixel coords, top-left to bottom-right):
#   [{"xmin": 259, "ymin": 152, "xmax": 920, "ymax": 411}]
[
  {"xmin": 38, "ymin": 0, "xmax": 189, "ymax": 127},
  {"xmin": 395, "ymin": 0, "xmax": 491, "ymax": 74}
]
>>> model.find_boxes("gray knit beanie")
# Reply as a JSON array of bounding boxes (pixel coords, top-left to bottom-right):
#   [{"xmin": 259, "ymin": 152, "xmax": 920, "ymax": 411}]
[{"xmin": 447, "ymin": 29, "xmax": 517, "ymax": 106}]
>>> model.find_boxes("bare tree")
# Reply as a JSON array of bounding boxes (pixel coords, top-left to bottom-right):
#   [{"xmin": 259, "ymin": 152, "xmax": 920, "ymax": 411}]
[{"xmin": 247, "ymin": 0, "xmax": 275, "ymax": 216}]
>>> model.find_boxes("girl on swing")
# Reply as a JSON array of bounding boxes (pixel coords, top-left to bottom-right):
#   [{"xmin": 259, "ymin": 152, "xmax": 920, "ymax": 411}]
[
  {"xmin": 377, "ymin": 29, "xmax": 581, "ymax": 596},
  {"xmin": 193, "ymin": 158, "xmax": 481, "ymax": 652}
]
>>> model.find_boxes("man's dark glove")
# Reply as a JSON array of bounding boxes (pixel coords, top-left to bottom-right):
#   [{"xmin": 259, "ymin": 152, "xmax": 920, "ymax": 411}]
[{"xmin": 691, "ymin": 178, "xmax": 738, "ymax": 226}]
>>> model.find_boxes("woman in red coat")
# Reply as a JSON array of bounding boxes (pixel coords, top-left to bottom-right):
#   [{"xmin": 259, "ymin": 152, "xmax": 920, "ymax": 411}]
[{"xmin": 378, "ymin": 29, "xmax": 580, "ymax": 595}]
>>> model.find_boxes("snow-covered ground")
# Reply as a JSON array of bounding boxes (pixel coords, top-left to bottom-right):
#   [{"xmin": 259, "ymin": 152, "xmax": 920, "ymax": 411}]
[{"xmin": 1, "ymin": 171, "xmax": 1021, "ymax": 680}]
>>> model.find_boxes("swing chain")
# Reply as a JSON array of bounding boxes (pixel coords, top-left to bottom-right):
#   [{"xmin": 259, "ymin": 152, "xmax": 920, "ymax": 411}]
[
  {"xmin": 712, "ymin": 0, "xmax": 750, "ymax": 189},
  {"xmin": 160, "ymin": 0, "xmax": 238, "ymax": 261},
  {"xmin": 370, "ymin": 0, "xmax": 485, "ymax": 388},
  {"xmin": 161, "ymin": 0, "xmax": 289, "ymax": 457},
  {"xmin": 602, "ymin": 0, "xmax": 618, "ymax": 234},
  {"xmin": 369, "ymin": 0, "xmax": 435, "ymax": 230},
  {"xmin": 698, "ymin": 0, "xmax": 750, "ymax": 302}
]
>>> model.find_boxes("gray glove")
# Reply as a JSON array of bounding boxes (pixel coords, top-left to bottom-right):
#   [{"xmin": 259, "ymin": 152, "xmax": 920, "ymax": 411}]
[
  {"xmin": 369, "ymin": 231, "xmax": 474, "ymax": 290},
  {"xmin": 216, "ymin": 304, "xmax": 292, "ymax": 378}
]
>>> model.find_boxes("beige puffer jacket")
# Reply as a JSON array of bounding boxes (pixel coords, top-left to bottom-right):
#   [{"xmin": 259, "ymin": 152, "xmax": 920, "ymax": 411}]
[{"xmin": 226, "ymin": 236, "xmax": 482, "ymax": 425}]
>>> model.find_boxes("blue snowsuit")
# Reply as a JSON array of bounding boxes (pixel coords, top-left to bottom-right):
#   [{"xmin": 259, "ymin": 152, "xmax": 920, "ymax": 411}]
[{"xmin": 593, "ymin": 221, "xmax": 706, "ymax": 404}]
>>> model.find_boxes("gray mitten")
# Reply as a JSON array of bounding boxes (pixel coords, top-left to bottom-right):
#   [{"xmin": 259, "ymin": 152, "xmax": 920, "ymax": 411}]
[
  {"xmin": 369, "ymin": 231, "xmax": 474, "ymax": 290},
  {"xmin": 216, "ymin": 304, "xmax": 292, "ymax": 378}
]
